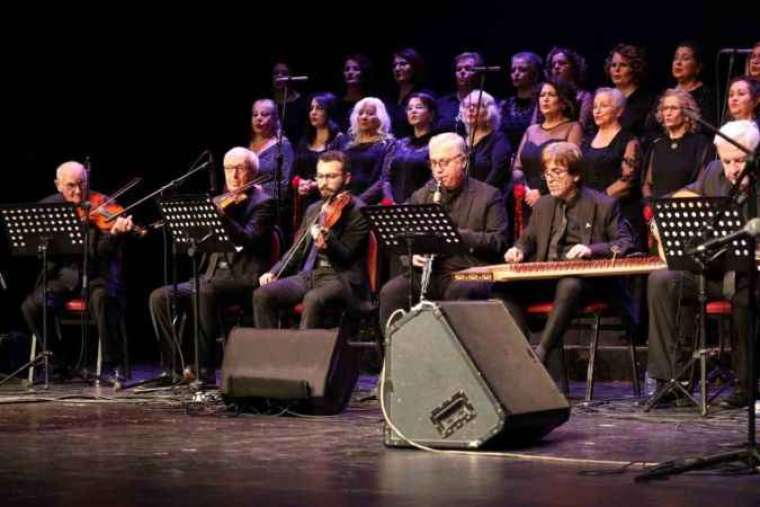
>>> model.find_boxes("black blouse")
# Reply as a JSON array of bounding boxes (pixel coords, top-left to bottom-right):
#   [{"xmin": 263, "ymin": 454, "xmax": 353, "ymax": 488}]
[
  {"xmin": 646, "ymin": 132, "xmax": 714, "ymax": 198},
  {"xmin": 383, "ymin": 132, "xmax": 433, "ymax": 203},
  {"xmin": 468, "ymin": 130, "xmax": 513, "ymax": 192}
]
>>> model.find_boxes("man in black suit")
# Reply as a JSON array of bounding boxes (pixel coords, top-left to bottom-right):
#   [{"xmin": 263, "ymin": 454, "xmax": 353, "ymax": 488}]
[
  {"xmin": 498, "ymin": 141, "xmax": 635, "ymax": 363},
  {"xmin": 253, "ymin": 150, "xmax": 369, "ymax": 329},
  {"xmin": 648, "ymin": 120, "xmax": 759, "ymax": 408},
  {"xmin": 149, "ymin": 147, "xmax": 275, "ymax": 384},
  {"xmin": 20, "ymin": 161, "xmax": 134, "ymax": 380},
  {"xmin": 378, "ymin": 132, "xmax": 510, "ymax": 331}
]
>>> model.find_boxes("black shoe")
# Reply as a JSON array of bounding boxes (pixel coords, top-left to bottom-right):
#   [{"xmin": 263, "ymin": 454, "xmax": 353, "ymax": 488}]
[{"xmin": 719, "ymin": 389, "xmax": 748, "ymax": 409}]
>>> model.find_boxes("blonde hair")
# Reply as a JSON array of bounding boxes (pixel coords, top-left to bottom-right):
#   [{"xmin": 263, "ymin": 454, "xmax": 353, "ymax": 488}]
[
  {"xmin": 348, "ymin": 97, "xmax": 392, "ymax": 141},
  {"xmin": 655, "ymin": 88, "xmax": 699, "ymax": 133},
  {"xmin": 460, "ymin": 89, "xmax": 501, "ymax": 134}
]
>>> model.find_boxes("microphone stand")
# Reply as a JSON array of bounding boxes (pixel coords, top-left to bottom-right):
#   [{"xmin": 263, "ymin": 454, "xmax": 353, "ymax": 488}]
[
  {"xmin": 273, "ymin": 81, "xmax": 289, "ymax": 233},
  {"xmin": 466, "ymin": 72, "xmax": 487, "ymax": 176},
  {"xmin": 79, "ymin": 156, "xmax": 93, "ymax": 380},
  {"xmin": 118, "ymin": 153, "xmax": 210, "ymax": 390},
  {"xmin": 637, "ymin": 115, "xmax": 759, "ymax": 481}
]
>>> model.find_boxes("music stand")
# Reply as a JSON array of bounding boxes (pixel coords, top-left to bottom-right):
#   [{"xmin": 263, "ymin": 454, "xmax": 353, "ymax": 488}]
[
  {"xmin": 157, "ymin": 195, "xmax": 235, "ymax": 389},
  {"xmin": 0, "ymin": 202, "xmax": 84, "ymax": 389},
  {"xmin": 363, "ymin": 204, "xmax": 464, "ymax": 307},
  {"xmin": 643, "ymin": 196, "xmax": 754, "ymax": 415}
]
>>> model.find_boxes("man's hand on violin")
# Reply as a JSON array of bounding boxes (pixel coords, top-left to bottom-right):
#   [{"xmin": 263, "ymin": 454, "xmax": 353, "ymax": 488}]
[
  {"xmin": 110, "ymin": 216, "xmax": 134, "ymax": 235},
  {"xmin": 311, "ymin": 224, "xmax": 328, "ymax": 250}
]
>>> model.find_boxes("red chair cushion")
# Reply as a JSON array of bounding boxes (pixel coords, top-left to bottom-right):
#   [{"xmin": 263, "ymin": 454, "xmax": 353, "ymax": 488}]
[
  {"xmin": 706, "ymin": 300, "xmax": 732, "ymax": 315},
  {"xmin": 525, "ymin": 301, "xmax": 609, "ymax": 315},
  {"xmin": 64, "ymin": 299, "xmax": 87, "ymax": 313}
]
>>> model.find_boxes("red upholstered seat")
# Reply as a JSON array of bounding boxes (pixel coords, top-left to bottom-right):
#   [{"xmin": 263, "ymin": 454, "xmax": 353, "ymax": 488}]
[
  {"xmin": 64, "ymin": 298, "xmax": 87, "ymax": 313},
  {"xmin": 525, "ymin": 301, "xmax": 610, "ymax": 316},
  {"xmin": 705, "ymin": 300, "xmax": 732, "ymax": 315}
]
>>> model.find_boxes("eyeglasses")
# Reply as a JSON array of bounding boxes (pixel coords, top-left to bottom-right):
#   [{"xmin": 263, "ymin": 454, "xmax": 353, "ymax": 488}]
[
  {"xmin": 544, "ymin": 169, "xmax": 571, "ymax": 181},
  {"xmin": 430, "ymin": 154, "xmax": 464, "ymax": 170},
  {"xmin": 316, "ymin": 173, "xmax": 343, "ymax": 181}
]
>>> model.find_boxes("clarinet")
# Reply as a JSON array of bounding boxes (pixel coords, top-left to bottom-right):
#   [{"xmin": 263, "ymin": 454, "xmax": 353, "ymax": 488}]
[{"xmin": 420, "ymin": 179, "xmax": 441, "ymax": 300}]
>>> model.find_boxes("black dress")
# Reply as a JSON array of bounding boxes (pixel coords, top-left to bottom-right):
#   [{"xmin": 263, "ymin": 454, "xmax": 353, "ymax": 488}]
[
  {"xmin": 518, "ymin": 122, "xmax": 580, "ymax": 195},
  {"xmin": 435, "ymin": 93, "xmax": 465, "ymax": 135},
  {"xmin": 581, "ymin": 130, "xmax": 644, "ymax": 247},
  {"xmin": 383, "ymin": 132, "xmax": 433, "ymax": 203},
  {"xmin": 343, "ymin": 139, "xmax": 394, "ymax": 205},
  {"xmin": 292, "ymin": 133, "xmax": 349, "ymax": 210},
  {"xmin": 386, "ymin": 86, "xmax": 435, "ymax": 139},
  {"xmin": 646, "ymin": 132, "xmax": 714, "ymax": 198},
  {"xmin": 688, "ymin": 84, "xmax": 717, "ymax": 134},
  {"xmin": 499, "ymin": 96, "xmax": 536, "ymax": 150},
  {"xmin": 276, "ymin": 93, "xmax": 308, "ymax": 147},
  {"xmin": 620, "ymin": 87, "xmax": 656, "ymax": 140},
  {"xmin": 468, "ymin": 130, "xmax": 513, "ymax": 192}
]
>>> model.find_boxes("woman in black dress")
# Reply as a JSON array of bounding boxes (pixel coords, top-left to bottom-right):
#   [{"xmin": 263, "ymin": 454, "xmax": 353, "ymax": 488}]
[
  {"xmin": 343, "ymin": 97, "xmax": 395, "ymax": 204},
  {"xmin": 500, "ymin": 52, "xmax": 542, "ymax": 149},
  {"xmin": 388, "ymin": 48, "xmax": 431, "ymax": 139},
  {"xmin": 605, "ymin": 44, "xmax": 655, "ymax": 142},
  {"xmin": 436, "ymin": 51, "xmax": 483, "ymax": 135},
  {"xmin": 668, "ymin": 41, "xmax": 716, "ymax": 131},
  {"xmin": 582, "ymin": 87, "xmax": 643, "ymax": 246},
  {"xmin": 461, "ymin": 89, "xmax": 513, "ymax": 192},
  {"xmin": 642, "ymin": 89, "xmax": 714, "ymax": 199},
  {"xmin": 724, "ymin": 76, "xmax": 760, "ymax": 125},
  {"xmin": 512, "ymin": 78, "xmax": 583, "ymax": 207},
  {"xmin": 335, "ymin": 54, "xmax": 375, "ymax": 132},
  {"xmin": 545, "ymin": 47, "xmax": 594, "ymax": 136},
  {"xmin": 291, "ymin": 93, "xmax": 348, "ymax": 228},
  {"xmin": 382, "ymin": 92, "xmax": 436, "ymax": 204}
]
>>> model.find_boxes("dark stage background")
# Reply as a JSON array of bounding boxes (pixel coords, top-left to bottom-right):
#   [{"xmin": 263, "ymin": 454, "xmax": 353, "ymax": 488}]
[{"xmin": 2, "ymin": 2, "xmax": 758, "ymax": 360}]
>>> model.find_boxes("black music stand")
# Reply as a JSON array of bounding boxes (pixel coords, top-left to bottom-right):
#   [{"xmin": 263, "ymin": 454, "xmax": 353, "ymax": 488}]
[
  {"xmin": 643, "ymin": 196, "xmax": 754, "ymax": 415},
  {"xmin": 363, "ymin": 204, "xmax": 464, "ymax": 307},
  {"xmin": 0, "ymin": 202, "xmax": 84, "ymax": 389},
  {"xmin": 157, "ymin": 195, "xmax": 235, "ymax": 389}
]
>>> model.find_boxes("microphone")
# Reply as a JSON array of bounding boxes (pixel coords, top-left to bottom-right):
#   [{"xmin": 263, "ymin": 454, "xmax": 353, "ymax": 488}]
[
  {"xmin": 432, "ymin": 178, "xmax": 442, "ymax": 204},
  {"xmin": 207, "ymin": 150, "xmax": 217, "ymax": 194},
  {"xmin": 717, "ymin": 48, "xmax": 752, "ymax": 55},
  {"xmin": 275, "ymin": 75, "xmax": 309, "ymax": 83},
  {"xmin": 471, "ymin": 66, "xmax": 502, "ymax": 72},
  {"xmin": 688, "ymin": 218, "xmax": 760, "ymax": 254}
]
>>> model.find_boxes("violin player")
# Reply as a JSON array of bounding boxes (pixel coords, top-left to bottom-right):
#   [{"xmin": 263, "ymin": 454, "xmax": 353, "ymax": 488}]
[
  {"xmin": 149, "ymin": 147, "xmax": 275, "ymax": 385},
  {"xmin": 20, "ymin": 161, "xmax": 135, "ymax": 382},
  {"xmin": 253, "ymin": 150, "xmax": 370, "ymax": 330}
]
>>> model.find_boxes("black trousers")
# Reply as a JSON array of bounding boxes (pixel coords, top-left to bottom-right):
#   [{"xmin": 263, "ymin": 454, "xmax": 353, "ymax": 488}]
[
  {"xmin": 495, "ymin": 277, "xmax": 635, "ymax": 353},
  {"xmin": 20, "ymin": 280, "xmax": 123, "ymax": 368},
  {"xmin": 378, "ymin": 269, "xmax": 493, "ymax": 335},
  {"xmin": 253, "ymin": 268, "xmax": 354, "ymax": 329},
  {"xmin": 647, "ymin": 269, "xmax": 753, "ymax": 389},
  {"xmin": 149, "ymin": 275, "xmax": 254, "ymax": 370}
]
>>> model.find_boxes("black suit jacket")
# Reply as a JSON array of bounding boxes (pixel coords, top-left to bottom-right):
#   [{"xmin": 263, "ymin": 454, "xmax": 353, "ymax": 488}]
[
  {"xmin": 38, "ymin": 193, "xmax": 124, "ymax": 295},
  {"xmin": 205, "ymin": 188, "xmax": 276, "ymax": 284},
  {"xmin": 409, "ymin": 177, "xmax": 510, "ymax": 272},
  {"xmin": 271, "ymin": 194, "xmax": 369, "ymax": 296},
  {"xmin": 516, "ymin": 186, "xmax": 634, "ymax": 261}
]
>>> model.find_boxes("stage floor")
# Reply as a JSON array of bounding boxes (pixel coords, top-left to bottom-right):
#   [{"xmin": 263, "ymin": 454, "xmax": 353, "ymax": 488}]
[{"xmin": 0, "ymin": 366, "xmax": 758, "ymax": 506}]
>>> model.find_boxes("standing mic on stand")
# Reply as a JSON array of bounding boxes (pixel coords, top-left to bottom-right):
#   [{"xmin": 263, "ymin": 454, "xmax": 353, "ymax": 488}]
[
  {"xmin": 275, "ymin": 75, "xmax": 309, "ymax": 83},
  {"xmin": 717, "ymin": 48, "xmax": 752, "ymax": 55},
  {"xmin": 471, "ymin": 66, "xmax": 502, "ymax": 72},
  {"xmin": 206, "ymin": 150, "xmax": 217, "ymax": 194}
]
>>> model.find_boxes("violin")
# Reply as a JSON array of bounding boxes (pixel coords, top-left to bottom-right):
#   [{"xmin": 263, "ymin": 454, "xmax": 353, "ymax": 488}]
[
  {"xmin": 80, "ymin": 191, "xmax": 149, "ymax": 237},
  {"xmin": 212, "ymin": 174, "xmax": 273, "ymax": 210},
  {"xmin": 317, "ymin": 191, "xmax": 351, "ymax": 232}
]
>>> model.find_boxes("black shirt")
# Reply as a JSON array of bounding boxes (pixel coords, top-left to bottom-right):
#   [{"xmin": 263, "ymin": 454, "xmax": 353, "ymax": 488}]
[{"xmin": 647, "ymin": 132, "xmax": 714, "ymax": 197}]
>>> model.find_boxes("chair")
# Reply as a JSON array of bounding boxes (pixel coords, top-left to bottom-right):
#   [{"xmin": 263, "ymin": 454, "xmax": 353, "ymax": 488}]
[
  {"xmin": 525, "ymin": 300, "xmax": 641, "ymax": 401},
  {"xmin": 28, "ymin": 296, "xmax": 130, "ymax": 384}
]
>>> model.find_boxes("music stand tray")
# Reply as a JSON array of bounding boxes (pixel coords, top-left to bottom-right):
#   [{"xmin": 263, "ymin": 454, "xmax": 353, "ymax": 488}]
[
  {"xmin": 156, "ymin": 195, "xmax": 235, "ymax": 390},
  {"xmin": 362, "ymin": 204, "xmax": 465, "ymax": 256},
  {"xmin": 0, "ymin": 202, "xmax": 84, "ymax": 388}
]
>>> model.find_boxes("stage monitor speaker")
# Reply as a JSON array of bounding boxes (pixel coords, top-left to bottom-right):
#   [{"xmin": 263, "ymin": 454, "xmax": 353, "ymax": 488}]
[
  {"xmin": 383, "ymin": 300, "xmax": 570, "ymax": 448},
  {"xmin": 222, "ymin": 327, "xmax": 359, "ymax": 414}
]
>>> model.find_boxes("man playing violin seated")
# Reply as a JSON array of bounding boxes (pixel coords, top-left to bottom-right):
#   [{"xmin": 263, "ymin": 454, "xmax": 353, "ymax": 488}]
[
  {"xmin": 495, "ymin": 141, "xmax": 637, "ymax": 365},
  {"xmin": 647, "ymin": 120, "xmax": 759, "ymax": 409},
  {"xmin": 20, "ymin": 161, "xmax": 134, "ymax": 381},
  {"xmin": 253, "ymin": 150, "xmax": 370, "ymax": 329},
  {"xmin": 149, "ymin": 147, "xmax": 275, "ymax": 385}
]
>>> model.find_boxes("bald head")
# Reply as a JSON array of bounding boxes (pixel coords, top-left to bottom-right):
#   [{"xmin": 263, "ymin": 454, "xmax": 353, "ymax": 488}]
[
  {"xmin": 55, "ymin": 161, "xmax": 87, "ymax": 204},
  {"xmin": 223, "ymin": 147, "xmax": 258, "ymax": 193}
]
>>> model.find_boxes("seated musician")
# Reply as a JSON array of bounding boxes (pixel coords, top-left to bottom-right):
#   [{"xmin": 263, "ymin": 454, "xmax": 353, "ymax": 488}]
[
  {"xmin": 497, "ymin": 141, "xmax": 636, "ymax": 364},
  {"xmin": 378, "ymin": 132, "xmax": 510, "ymax": 331},
  {"xmin": 149, "ymin": 147, "xmax": 275, "ymax": 385},
  {"xmin": 20, "ymin": 161, "xmax": 134, "ymax": 381},
  {"xmin": 253, "ymin": 150, "xmax": 369, "ymax": 329},
  {"xmin": 647, "ymin": 120, "xmax": 759, "ymax": 409}
]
